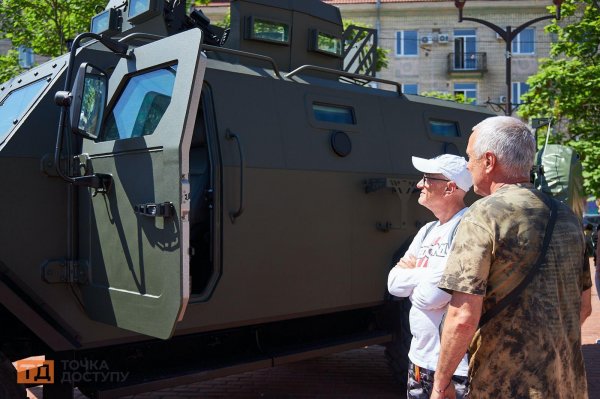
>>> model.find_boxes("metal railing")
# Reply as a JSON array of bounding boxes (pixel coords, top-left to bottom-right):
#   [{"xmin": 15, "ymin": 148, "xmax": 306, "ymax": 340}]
[{"xmin": 447, "ymin": 52, "xmax": 487, "ymax": 73}]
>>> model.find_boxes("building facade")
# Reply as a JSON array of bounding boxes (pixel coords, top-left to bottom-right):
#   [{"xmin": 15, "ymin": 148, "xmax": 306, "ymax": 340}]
[{"xmin": 202, "ymin": 0, "xmax": 560, "ymax": 114}]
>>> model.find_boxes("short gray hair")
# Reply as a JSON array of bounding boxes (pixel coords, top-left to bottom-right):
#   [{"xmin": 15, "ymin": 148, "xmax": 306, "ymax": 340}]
[{"xmin": 472, "ymin": 116, "xmax": 535, "ymax": 178}]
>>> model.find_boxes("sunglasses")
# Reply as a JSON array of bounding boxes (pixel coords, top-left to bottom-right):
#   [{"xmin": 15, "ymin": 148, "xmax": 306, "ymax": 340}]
[{"xmin": 422, "ymin": 174, "xmax": 450, "ymax": 184}]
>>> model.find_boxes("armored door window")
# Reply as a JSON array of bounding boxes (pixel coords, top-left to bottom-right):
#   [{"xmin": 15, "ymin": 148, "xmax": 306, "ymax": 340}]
[
  {"xmin": 100, "ymin": 66, "xmax": 177, "ymax": 141},
  {"xmin": 0, "ymin": 77, "xmax": 49, "ymax": 145}
]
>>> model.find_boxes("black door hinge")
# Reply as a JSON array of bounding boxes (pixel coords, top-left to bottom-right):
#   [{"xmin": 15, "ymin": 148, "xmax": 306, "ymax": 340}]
[{"xmin": 42, "ymin": 260, "xmax": 90, "ymax": 284}]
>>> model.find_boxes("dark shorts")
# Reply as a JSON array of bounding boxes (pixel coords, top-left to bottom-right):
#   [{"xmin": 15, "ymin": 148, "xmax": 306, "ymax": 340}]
[{"xmin": 407, "ymin": 361, "xmax": 469, "ymax": 399}]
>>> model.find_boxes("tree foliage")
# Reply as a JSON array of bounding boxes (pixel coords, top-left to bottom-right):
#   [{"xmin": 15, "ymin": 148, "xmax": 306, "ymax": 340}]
[
  {"xmin": 0, "ymin": 50, "xmax": 23, "ymax": 82},
  {"xmin": 420, "ymin": 91, "xmax": 475, "ymax": 104},
  {"xmin": 187, "ymin": 0, "xmax": 212, "ymax": 11},
  {"xmin": 0, "ymin": 0, "xmax": 103, "ymax": 58},
  {"xmin": 518, "ymin": 0, "xmax": 600, "ymax": 196}
]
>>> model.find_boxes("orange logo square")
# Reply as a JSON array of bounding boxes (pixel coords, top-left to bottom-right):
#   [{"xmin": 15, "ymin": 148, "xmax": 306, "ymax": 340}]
[{"xmin": 15, "ymin": 359, "xmax": 54, "ymax": 384}]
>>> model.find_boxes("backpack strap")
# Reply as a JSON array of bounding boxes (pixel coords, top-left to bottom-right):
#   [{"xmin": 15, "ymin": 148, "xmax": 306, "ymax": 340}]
[
  {"xmin": 478, "ymin": 195, "xmax": 558, "ymax": 328},
  {"xmin": 421, "ymin": 213, "xmax": 462, "ymax": 247},
  {"xmin": 421, "ymin": 221, "xmax": 438, "ymax": 243}
]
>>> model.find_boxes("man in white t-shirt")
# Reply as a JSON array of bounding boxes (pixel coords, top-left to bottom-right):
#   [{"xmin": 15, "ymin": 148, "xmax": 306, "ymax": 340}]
[{"xmin": 387, "ymin": 154, "xmax": 472, "ymax": 399}]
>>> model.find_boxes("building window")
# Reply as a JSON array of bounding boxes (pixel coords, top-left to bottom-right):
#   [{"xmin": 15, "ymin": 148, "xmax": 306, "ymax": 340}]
[
  {"xmin": 402, "ymin": 84, "xmax": 418, "ymax": 95},
  {"xmin": 396, "ymin": 30, "xmax": 418, "ymax": 56},
  {"xmin": 453, "ymin": 29, "xmax": 477, "ymax": 70},
  {"xmin": 512, "ymin": 82, "xmax": 530, "ymax": 104},
  {"xmin": 512, "ymin": 28, "xmax": 535, "ymax": 54},
  {"xmin": 454, "ymin": 82, "xmax": 477, "ymax": 103}
]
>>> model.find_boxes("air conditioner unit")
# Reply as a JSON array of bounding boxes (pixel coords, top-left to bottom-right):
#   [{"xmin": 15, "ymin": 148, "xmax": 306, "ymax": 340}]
[
  {"xmin": 420, "ymin": 35, "xmax": 433, "ymax": 45},
  {"xmin": 438, "ymin": 34, "xmax": 450, "ymax": 44},
  {"xmin": 499, "ymin": 95, "xmax": 507, "ymax": 103}
]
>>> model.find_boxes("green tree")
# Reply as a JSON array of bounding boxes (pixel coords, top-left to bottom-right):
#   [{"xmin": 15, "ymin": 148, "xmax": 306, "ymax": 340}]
[
  {"xmin": 518, "ymin": 0, "xmax": 600, "ymax": 196},
  {"xmin": 0, "ymin": 0, "xmax": 103, "ymax": 58},
  {"xmin": 0, "ymin": 50, "xmax": 23, "ymax": 82},
  {"xmin": 187, "ymin": 0, "xmax": 212, "ymax": 11},
  {"xmin": 420, "ymin": 91, "xmax": 475, "ymax": 104}
]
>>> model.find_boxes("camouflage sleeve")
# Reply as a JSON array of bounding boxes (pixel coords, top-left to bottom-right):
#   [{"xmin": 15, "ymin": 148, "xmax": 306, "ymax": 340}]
[{"xmin": 438, "ymin": 218, "xmax": 492, "ymax": 296}]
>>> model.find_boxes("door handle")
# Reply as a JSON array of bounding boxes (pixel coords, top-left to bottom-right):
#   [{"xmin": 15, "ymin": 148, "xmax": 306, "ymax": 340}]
[
  {"xmin": 226, "ymin": 128, "xmax": 245, "ymax": 223},
  {"xmin": 134, "ymin": 202, "xmax": 175, "ymax": 218}
]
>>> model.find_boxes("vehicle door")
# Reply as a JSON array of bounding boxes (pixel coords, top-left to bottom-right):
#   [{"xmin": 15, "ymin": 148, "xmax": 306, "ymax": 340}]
[{"xmin": 77, "ymin": 29, "xmax": 205, "ymax": 339}]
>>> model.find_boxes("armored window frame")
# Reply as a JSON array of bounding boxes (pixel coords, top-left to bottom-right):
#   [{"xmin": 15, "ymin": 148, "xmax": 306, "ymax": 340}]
[
  {"xmin": 91, "ymin": 8, "xmax": 121, "ymax": 36},
  {"xmin": 0, "ymin": 76, "xmax": 51, "ymax": 147},
  {"xmin": 306, "ymin": 94, "xmax": 359, "ymax": 132},
  {"xmin": 309, "ymin": 29, "xmax": 342, "ymax": 58},
  {"xmin": 312, "ymin": 103, "xmax": 355, "ymax": 124},
  {"xmin": 245, "ymin": 16, "xmax": 291, "ymax": 45},
  {"xmin": 426, "ymin": 117, "xmax": 461, "ymax": 139},
  {"xmin": 127, "ymin": 0, "xmax": 163, "ymax": 24},
  {"xmin": 98, "ymin": 64, "xmax": 177, "ymax": 142}
]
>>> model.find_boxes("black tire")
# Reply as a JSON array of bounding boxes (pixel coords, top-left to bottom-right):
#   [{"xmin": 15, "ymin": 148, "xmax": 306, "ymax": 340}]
[
  {"xmin": 0, "ymin": 352, "xmax": 27, "ymax": 399},
  {"xmin": 383, "ymin": 239, "xmax": 414, "ymax": 396}
]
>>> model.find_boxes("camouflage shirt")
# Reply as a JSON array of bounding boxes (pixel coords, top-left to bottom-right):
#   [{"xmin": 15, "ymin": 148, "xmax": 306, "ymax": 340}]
[{"xmin": 439, "ymin": 183, "xmax": 591, "ymax": 399}]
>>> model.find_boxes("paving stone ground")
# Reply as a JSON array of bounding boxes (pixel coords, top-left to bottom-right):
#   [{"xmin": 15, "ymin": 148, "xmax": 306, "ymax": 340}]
[{"xmin": 28, "ymin": 258, "xmax": 600, "ymax": 399}]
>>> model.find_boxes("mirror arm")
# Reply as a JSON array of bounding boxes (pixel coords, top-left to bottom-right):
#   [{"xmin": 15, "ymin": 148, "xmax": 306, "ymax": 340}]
[{"xmin": 54, "ymin": 33, "xmax": 127, "ymax": 186}]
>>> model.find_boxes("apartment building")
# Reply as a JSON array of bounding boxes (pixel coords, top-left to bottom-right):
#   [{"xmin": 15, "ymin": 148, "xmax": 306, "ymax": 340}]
[{"xmin": 202, "ymin": 0, "xmax": 559, "ymax": 113}]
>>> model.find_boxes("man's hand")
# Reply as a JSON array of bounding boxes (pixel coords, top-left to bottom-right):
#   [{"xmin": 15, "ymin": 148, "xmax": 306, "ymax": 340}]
[
  {"xmin": 431, "ymin": 380, "xmax": 456, "ymax": 399},
  {"xmin": 396, "ymin": 254, "xmax": 417, "ymax": 269}
]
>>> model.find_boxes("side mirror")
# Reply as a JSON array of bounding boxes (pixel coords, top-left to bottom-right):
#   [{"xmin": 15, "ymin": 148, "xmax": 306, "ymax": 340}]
[{"xmin": 70, "ymin": 63, "xmax": 107, "ymax": 140}]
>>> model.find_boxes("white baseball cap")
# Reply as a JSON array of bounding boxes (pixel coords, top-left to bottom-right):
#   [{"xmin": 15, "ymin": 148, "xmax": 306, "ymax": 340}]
[{"xmin": 412, "ymin": 154, "xmax": 473, "ymax": 192}]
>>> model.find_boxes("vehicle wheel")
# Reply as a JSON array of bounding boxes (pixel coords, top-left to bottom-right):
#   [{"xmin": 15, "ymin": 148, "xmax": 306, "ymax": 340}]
[
  {"xmin": 0, "ymin": 352, "xmax": 27, "ymax": 399},
  {"xmin": 383, "ymin": 239, "xmax": 414, "ymax": 393}
]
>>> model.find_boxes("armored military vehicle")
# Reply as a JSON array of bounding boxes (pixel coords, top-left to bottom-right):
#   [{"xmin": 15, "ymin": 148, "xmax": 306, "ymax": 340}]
[{"xmin": 0, "ymin": 0, "xmax": 493, "ymax": 397}]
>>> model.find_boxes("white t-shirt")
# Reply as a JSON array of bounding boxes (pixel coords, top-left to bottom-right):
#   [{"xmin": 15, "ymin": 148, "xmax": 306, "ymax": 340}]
[{"xmin": 387, "ymin": 208, "xmax": 469, "ymax": 376}]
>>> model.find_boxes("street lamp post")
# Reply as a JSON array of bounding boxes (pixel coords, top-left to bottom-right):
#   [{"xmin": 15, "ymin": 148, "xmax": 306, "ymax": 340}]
[{"xmin": 454, "ymin": 0, "xmax": 563, "ymax": 116}]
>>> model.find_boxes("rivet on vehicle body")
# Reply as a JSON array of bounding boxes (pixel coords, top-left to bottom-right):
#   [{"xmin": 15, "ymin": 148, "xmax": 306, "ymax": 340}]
[
  {"xmin": 52, "ymin": 63, "xmax": 57, "ymax": 68},
  {"xmin": 17, "ymin": 79, "xmax": 22, "ymax": 83},
  {"xmin": 13, "ymin": 119, "xmax": 18, "ymax": 124},
  {"xmin": 34, "ymin": 72, "xmax": 39, "ymax": 76}
]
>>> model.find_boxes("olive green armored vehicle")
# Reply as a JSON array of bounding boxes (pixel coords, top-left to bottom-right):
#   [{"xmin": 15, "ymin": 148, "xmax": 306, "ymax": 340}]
[{"xmin": 0, "ymin": 0, "xmax": 493, "ymax": 397}]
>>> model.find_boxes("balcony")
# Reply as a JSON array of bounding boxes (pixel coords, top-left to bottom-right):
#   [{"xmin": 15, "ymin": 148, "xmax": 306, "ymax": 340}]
[{"xmin": 447, "ymin": 52, "xmax": 487, "ymax": 77}]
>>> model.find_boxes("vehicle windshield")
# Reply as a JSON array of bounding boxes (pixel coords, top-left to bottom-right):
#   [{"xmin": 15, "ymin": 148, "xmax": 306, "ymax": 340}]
[{"xmin": 0, "ymin": 78, "xmax": 50, "ymax": 146}]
